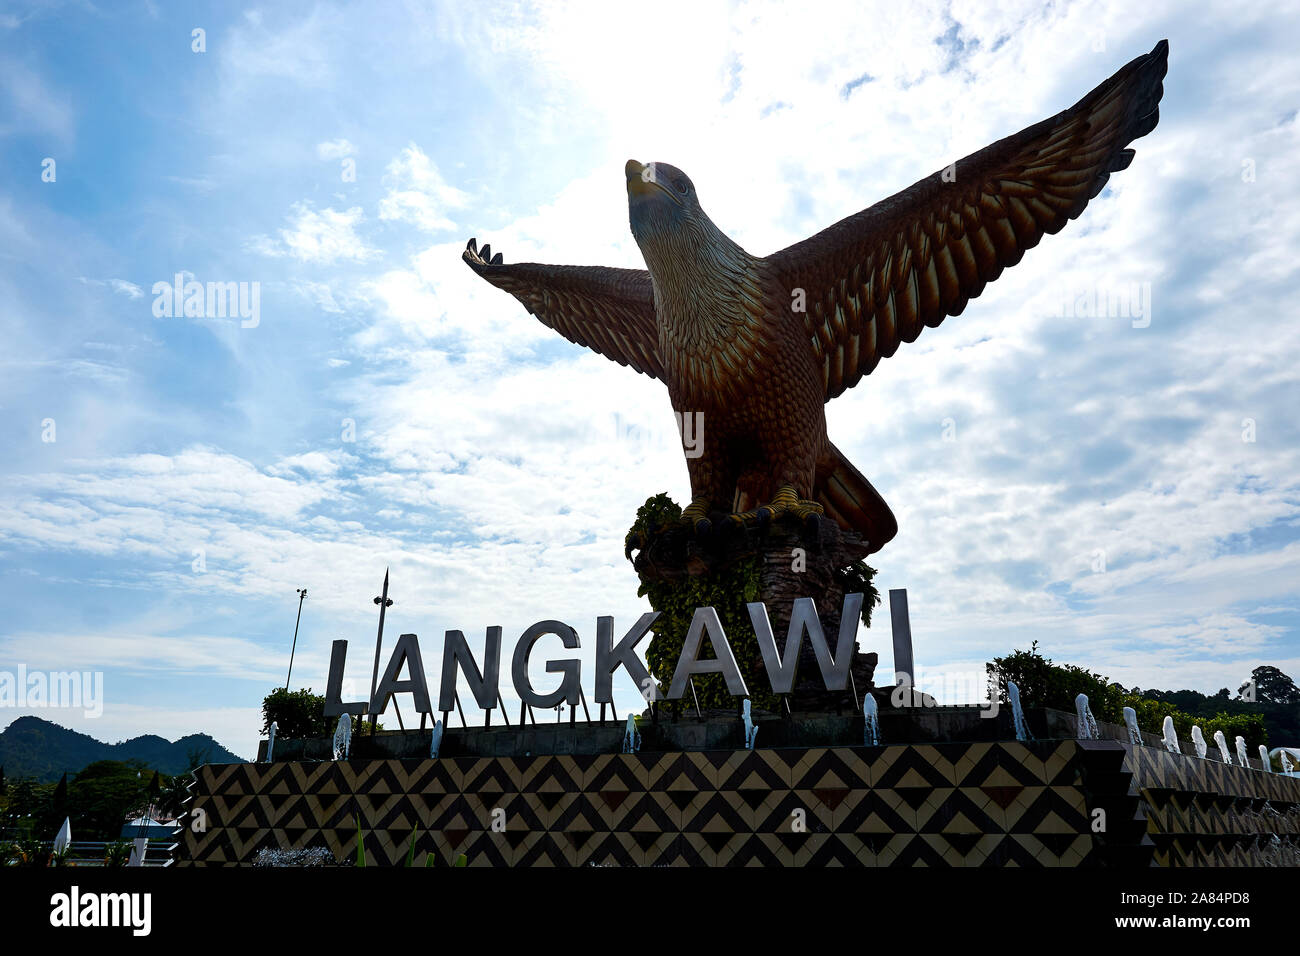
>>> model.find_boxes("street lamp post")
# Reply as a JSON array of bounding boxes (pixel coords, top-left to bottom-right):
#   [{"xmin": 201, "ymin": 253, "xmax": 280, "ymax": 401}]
[
  {"xmin": 369, "ymin": 569, "xmax": 394, "ymax": 731},
  {"xmin": 285, "ymin": 588, "xmax": 308, "ymax": 690}
]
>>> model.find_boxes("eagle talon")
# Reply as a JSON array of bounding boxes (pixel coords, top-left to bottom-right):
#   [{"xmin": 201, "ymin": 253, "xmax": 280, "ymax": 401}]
[
  {"xmin": 681, "ymin": 496, "xmax": 715, "ymax": 537},
  {"xmin": 463, "ymin": 238, "xmax": 504, "ymax": 267},
  {"xmin": 718, "ymin": 485, "xmax": 823, "ymax": 530}
]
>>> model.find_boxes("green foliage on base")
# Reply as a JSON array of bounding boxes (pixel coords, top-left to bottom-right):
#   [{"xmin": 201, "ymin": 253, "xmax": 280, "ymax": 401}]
[
  {"xmin": 836, "ymin": 562, "xmax": 881, "ymax": 628},
  {"xmin": 629, "ymin": 493, "xmax": 877, "ymax": 713},
  {"xmin": 987, "ymin": 641, "xmax": 1269, "ymax": 749},
  {"xmin": 631, "ymin": 493, "xmax": 766, "ymax": 710}
]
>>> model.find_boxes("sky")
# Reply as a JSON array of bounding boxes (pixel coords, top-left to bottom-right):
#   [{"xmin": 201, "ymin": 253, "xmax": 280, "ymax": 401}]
[{"xmin": 1, "ymin": 0, "xmax": 1298, "ymax": 763}]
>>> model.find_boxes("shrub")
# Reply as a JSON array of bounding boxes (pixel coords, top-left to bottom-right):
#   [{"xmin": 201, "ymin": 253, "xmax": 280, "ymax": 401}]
[
  {"xmin": 104, "ymin": 840, "xmax": 133, "ymax": 867},
  {"xmin": 987, "ymin": 641, "xmax": 1124, "ymax": 721},
  {"xmin": 262, "ymin": 688, "xmax": 387, "ymax": 741},
  {"xmin": 262, "ymin": 688, "xmax": 331, "ymax": 739},
  {"xmin": 987, "ymin": 642, "xmax": 1269, "ymax": 750}
]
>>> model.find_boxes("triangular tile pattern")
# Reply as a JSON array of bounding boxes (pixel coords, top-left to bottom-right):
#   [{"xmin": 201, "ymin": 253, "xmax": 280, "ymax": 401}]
[
  {"xmin": 172, "ymin": 739, "xmax": 1300, "ymax": 867},
  {"xmin": 1121, "ymin": 741, "xmax": 1300, "ymax": 866}
]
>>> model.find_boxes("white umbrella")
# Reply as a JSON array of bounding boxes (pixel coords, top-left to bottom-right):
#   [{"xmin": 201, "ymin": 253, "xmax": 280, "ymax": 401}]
[{"xmin": 53, "ymin": 817, "xmax": 71, "ymax": 855}]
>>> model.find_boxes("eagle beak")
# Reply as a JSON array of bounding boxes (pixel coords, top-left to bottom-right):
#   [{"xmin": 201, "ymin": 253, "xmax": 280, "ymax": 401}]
[{"xmin": 626, "ymin": 159, "xmax": 659, "ymax": 198}]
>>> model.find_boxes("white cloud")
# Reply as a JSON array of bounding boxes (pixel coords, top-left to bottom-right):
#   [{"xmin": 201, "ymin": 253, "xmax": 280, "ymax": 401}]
[
  {"xmin": 77, "ymin": 277, "xmax": 143, "ymax": 299},
  {"xmin": 250, "ymin": 201, "xmax": 379, "ymax": 264},
  {"xmin": 291, "ymin": 278, "xmax": 346, "ymax": 313},
  {"xmin": 6, "ymin": 0, "xmax": 1300, "ymax": 751},
  {"xmin": 377, "ymin": 143, "xmax": 471, "ymax": 232}
]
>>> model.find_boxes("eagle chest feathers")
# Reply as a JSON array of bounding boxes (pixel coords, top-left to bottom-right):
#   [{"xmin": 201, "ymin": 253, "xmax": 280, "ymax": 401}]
[{"xmin": 652, "ymin": 261, "xmax": 793, "ymax": 410}]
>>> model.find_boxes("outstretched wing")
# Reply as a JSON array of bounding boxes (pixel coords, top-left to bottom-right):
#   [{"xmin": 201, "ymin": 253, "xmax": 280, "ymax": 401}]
[
  {"xmin": 768, "ymin": 39, "xmax": 1168, "ymax": 400},
  {"xmin": 462, "ymin": 239, "xmax": 664, "ymax": 379}
]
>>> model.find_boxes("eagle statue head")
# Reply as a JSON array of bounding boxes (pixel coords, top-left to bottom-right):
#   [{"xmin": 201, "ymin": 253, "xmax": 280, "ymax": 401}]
[{"xmin": 625, "ymin": 159, "xmax": 746, "ymax": 286}]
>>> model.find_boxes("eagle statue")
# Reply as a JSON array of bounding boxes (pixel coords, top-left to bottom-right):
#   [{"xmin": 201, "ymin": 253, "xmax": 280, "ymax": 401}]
[{"xmin": 464, "ymin": 41, "xmax": 1168, "ymax": 555}]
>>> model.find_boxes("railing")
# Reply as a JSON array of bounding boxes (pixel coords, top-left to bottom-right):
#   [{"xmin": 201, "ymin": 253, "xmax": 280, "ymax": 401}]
[{"xmin": 2, "ymin": 838, "xmax": 172, "ymax": 867}]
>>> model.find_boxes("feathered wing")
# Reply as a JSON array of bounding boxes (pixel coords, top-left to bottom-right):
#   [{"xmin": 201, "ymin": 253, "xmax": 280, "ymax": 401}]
[
  {"xmin": 462, "ymin": 239, "xmax": 664, "ymax": 379},
  {"xmin": 767, "ymin": 39, "xmax": 1168, "ymax": 401},
  {"xmin": 815, "ymin": 443, "xmax": 898, "ymax": 554}
]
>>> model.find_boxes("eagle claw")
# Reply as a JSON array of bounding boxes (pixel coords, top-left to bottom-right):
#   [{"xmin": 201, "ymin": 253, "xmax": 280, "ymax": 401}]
[
  {"xmin": 463, "ymin": 238, "xmax": 504, "ymax": 267},
  {"xmin": 718, "ymin": 486, "xmax": 824, "ymax": 532}
]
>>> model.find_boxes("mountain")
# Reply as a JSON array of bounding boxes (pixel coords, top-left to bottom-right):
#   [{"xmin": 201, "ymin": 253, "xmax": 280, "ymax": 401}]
[{"xmin": 0, "ymin": 716, "xmax": 245, "ymax": 782}]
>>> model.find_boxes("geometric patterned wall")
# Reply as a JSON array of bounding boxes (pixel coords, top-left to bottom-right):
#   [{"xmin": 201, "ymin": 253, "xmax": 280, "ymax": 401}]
[
  {"xmin": 172, "ymin": 738, "xmax": 1300, "ymax": 866},
  {"xmin": 174, "ymin": 740, "xmax": 1086, "ymax": 866},
  {"xmin": 1123, "ymin": 744, "xmax": 1300, "ymax": 867}
]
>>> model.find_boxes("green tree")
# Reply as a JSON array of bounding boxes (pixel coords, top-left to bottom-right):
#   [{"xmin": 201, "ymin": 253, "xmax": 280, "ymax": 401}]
[
  {"xmin": 3, "ymin": 778, "xmax": 49, "ymax": 838},
  {"xmin": 67, "ymin": 760, "xmax": 149, "ymax": 841},
  {"xmin": 987, "ymin": 641, "xmax": 1124, "ymax": 721},
  {"xmin": 987, "ymin": 643, "xmax": 1269, "ymax": 750},
  {"xmin": 1244, "ymin": 665, "xmax": 1300, "ymax": 705},
  {"xmin": 262, "ymin": 687, "xmax": 331, "ymax": 739},
  {"xmin": 262, "ymin": 686, "xmax": 382, "ymax": 740}
]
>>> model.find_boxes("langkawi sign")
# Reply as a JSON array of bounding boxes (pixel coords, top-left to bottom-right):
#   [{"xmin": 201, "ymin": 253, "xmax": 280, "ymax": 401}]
[{"xmin": 324, "ymin": 593, "xmax": 865, "ymax": 719}]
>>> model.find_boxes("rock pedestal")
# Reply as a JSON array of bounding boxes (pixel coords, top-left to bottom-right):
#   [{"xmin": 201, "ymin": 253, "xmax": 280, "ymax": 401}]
[{"xmin": 629, "ymin": 510, "xmax": 879, "ymax": 713}]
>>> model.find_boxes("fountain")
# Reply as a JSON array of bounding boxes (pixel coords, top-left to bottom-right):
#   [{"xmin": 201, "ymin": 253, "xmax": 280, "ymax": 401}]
[
  {"xmin": 1213, "ymin": 730, "xmax": 1233, "ymax": 764},
  {"xmin": 1161, "ymin": 716, "xmax": 1181, "ymax": 754},
  {"xmin": 1074, "ymin": 693, "xmax": 1099, "ymax": 740},
  {"xmin": 1006, "ymin": 681, "xmax": 1031, "ymax": 742},
  {"xmin": 430, "ymin": 719, "xmax": 444, "ymax": 759},
  {"xmin": 267, "ymin": 721, "xmax": 278, "ymax": 762},
  {"xmin": 1259, "ymin": 744, "xmax": 1271, "ymax": 772},
  {"xmin": 332, "ymin": 714, "xmax": 351, "ymax": 760},
  {"xmin": 863, "ymin": 693, "xmax": 881, "ymax": 746},
  {"xmin": 621, "ymin": 714, "xmax": 640, "ymax": 754},
  {"xmin": 741, "ymin": 699, "xmax": 758, "ymax": 750},
  {"xmin": 1281, "ymin": 751, "xmax": 1294, "ymax": 775},
  {"xmin": 1235, "ymin": 736, "xmax": 1249, "ymax": 768},
  {"xmin": 1191, "ymin": 725, "xmax": 1207, "ymax": 759},
  {"xmin": 1122, "ymin": 706, "xmax": 1142, "ymax": 746}
]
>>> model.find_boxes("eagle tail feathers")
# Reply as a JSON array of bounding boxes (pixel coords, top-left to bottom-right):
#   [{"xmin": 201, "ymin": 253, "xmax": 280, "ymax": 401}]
[{"xmin": 815, "ymin": 444, "xmax": 898, "ymax": 555}]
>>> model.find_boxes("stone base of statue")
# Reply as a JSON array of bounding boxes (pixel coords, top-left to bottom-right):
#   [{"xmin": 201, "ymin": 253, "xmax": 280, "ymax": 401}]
[{"xmin": 626, "ymin": 494, "xmax": 880, "ymax": 714}]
